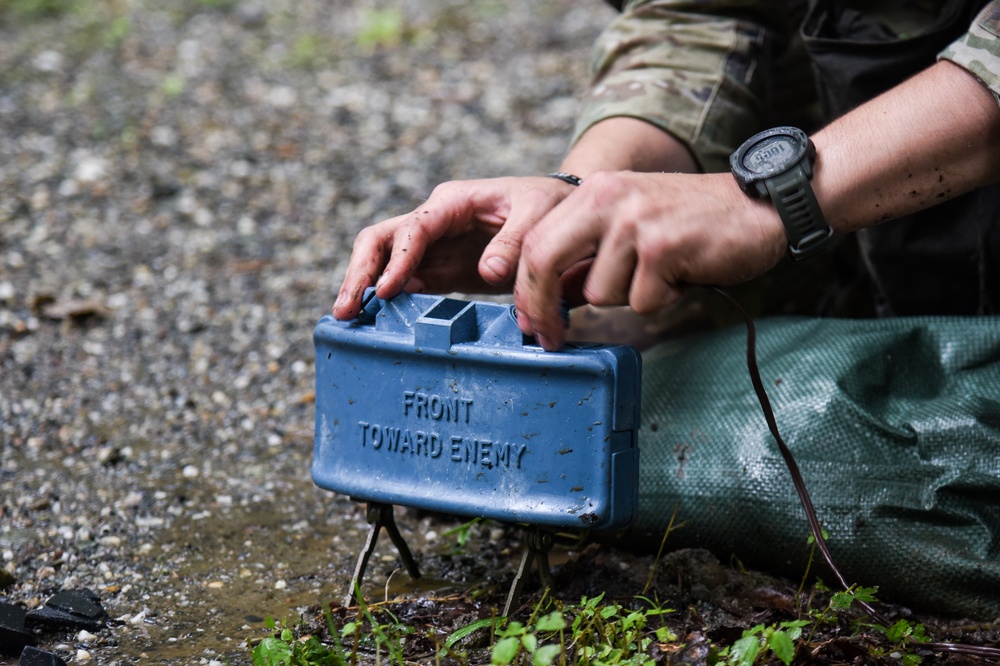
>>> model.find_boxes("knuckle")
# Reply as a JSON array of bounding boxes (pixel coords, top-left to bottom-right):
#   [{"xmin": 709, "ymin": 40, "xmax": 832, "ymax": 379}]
[
  {"xmin": 489, "ymin": 230, "xmax": 523, "ymax": 253},
  {"xmin": 398, "ymin": 221, "xmax": 430, "ymax": 248},
  {"xmin": 581, "ymin": 170, "xmax": 629, "ymax": 204},
  {"xmin": 630, "ymin": 296, "xmax": 659, "ymax": 316},
  {"xmin": 583, "ymin": 283, "xmax": 620, "ymax": 307},
  {"xmin": 520, "ymin": 241, "xmax": 550, "ymax": 275},
  {"xmin": 428, "ymin": 180, "xmax": 462, "ymax": 202},
  {"xmin": 352, "ymin": 225, "xmax": 377, "ymax": 246}
]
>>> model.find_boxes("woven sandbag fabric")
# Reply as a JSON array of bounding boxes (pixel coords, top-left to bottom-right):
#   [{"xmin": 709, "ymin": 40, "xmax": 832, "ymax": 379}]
[{"xmin": 631, "ymin": 315, "xmax": 1000, "ymax": 618}]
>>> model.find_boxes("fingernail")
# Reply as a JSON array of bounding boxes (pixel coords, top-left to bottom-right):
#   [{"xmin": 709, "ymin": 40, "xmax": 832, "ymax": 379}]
[
  {"xmin": 375, "ymin": 273, "xmax": 388, "ymax": 290},
  {"xmin": 484, "ymin": 255, "xmax": 510, "ymax": 279}
]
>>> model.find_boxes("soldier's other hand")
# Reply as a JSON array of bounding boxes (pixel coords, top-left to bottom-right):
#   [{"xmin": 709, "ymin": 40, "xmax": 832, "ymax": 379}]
[{"xmin": 333, "ymin": 176, "xmax": 579, "ymax": 320}]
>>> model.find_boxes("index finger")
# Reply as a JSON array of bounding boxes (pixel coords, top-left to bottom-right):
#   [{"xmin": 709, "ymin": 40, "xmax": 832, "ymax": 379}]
[
  {"xmin": 334, "ymin": 179, "xmax": 513, "ymax": 319},
  {"xmin": 332, "ymin": 214, "xmax": 407, "ymax": 319},
  {"xmin": 514, "ymin": 197, "xmax": 602, "ymax": 350}
]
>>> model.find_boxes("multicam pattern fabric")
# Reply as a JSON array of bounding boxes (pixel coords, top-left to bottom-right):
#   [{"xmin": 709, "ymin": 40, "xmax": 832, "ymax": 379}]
[
  {"xmin": 939, "ymin": 1, "xmax": 1000, "ymax": 105},
  {"xmin": 574, "ymin": 0, "xmax": 1000, "ymax": 172}
]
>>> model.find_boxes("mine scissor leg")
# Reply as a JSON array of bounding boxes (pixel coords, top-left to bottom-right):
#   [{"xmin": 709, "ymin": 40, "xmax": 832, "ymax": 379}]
[
  {"xmin": 345, "ymin": 502, "xmax": 421, "ymax": 607},
  {"xmin": 503, "ymin": 525, "xmax": 555, "ymax": 617}
]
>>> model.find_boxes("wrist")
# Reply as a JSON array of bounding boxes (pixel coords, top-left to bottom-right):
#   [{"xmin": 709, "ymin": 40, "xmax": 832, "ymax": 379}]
[
  {"xmin": 728, "ymin": 176, "xmax": 788, "ymax": 265},
  {"xmin": 563, "ymin": 117, "xmax": 699, "ymax": 175},
  {"xmin": 730, "ymin": 126, "xmax": 834, "ymax": 261}
]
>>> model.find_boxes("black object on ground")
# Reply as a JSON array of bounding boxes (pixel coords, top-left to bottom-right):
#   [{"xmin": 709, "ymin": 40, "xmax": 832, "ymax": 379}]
[
  {"xmin": 0, "ymin": 601, "xmax": 33, "ymax": 655},
  {"xmin": 25, "ymin": 589, "xmax": 107, "ymax": 632},
  {"xmin": 19, "ymin": 645, "xmax": 68, "ymax": 666}
]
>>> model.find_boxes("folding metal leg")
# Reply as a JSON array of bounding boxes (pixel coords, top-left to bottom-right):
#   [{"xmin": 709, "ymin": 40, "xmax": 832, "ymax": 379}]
[
  {"xmin": 345, "ymin": 502, "xmax": 421, "ymax": 607},
  {"xmin": 503, "ymin": 526, "xmax": 554, "ymax": 617}
]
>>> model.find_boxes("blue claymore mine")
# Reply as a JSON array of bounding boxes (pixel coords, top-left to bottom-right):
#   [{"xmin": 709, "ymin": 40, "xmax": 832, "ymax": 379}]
[{"xmin": 312, "ymin": 290, "xmax": 641, "ymax": 612}]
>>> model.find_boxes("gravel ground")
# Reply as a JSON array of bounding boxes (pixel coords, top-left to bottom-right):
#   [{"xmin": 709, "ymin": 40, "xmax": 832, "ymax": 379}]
[
  {"xmin": 6, "ymin": 3, "xmax": 1000, "ymax": 665},
  {"xmin": 0, "ymin": 1, "xmax": 614, "ymax": 663}
]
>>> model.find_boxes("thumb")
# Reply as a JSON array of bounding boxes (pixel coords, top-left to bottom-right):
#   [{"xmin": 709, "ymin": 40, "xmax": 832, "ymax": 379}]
[
  {"xmin": 478, "ymin": 219, "xmax": 529, "ymax": 286},
  {"xmin": 479, "ymin": 178, "xmax": 576, "ymax": 286}
]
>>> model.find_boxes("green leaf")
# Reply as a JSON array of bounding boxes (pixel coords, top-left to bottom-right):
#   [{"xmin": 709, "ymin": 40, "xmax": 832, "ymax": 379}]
[
  {"xmin": 521, "ymin": 633, "xmax": 538, "ymax": 653},
  {"xmin": 885, "ymin": 619, "xmax": 913, "ymax": 643},
  {"xmin": 779, "ymin": 619, "xmax": 812, "ymax": 641},
  {"xmin": 356, "ymin": 8, "xmax": 405, "ymax": 49},
  {"xmin": 768, "ymin": 630, "xmax": 796, "ymax": 665},
  {"xmin": 446, "ymin": 617, "xmax": 503, "ymax": 649},
  {"xmin": 831, "ymin": 592, "xmax": 855, "ymax": 610},
  {"xmin": 730, "ymin": 635, "xmax": 760, "ymax": 666},
  {"xmin": 655, "ymin": 626, "xmax": 678, "ymax": 643},
  {"xmin": 853, "ymin": 586, "xmax": 879, "ymax": 603},
  {"xmin": 623, "ymin": 610, "xmax": 646, "ymax": 631},
  {"xmin": 806, "ymin": 528, "xmax": 830, "ymax": 545},
  {"xmin": 492, "ymin": 636, "xmax": 521, "ymax": 665},
  {"xmin": 252, "ymin": 637, "xmax": 292, "ymax": 666},
  {"xmin": 532, "ymin": 644, "xmax": 562, "ymax": 666},
  {"xmin": 499, "ymin": 621, "xmax": 526, "ymax": 638},
  {"xmin": 910, "ymin": 623, "xmax": 929, "ymax": 643},
  {"xmin": 161, "ymin": 73, "xmax": 185, "ymax": 97},
  {"xmin": 535, "ymin": 611, "xmax": 566, "ymax": 633}
]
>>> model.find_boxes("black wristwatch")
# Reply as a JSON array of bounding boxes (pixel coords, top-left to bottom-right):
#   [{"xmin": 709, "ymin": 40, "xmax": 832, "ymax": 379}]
[{"xmin": 730, "ymin": 127, "xmax": 833, "ymax": 262}]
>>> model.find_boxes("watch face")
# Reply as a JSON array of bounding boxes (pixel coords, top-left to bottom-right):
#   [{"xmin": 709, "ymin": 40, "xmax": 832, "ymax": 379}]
[
  {"xmin": 741, "ymin": 134, "xmax": 800, "ymax": 177},
  {"xmin": 730, "ymin": 126, "xmax": 812, "ymax": 194}
]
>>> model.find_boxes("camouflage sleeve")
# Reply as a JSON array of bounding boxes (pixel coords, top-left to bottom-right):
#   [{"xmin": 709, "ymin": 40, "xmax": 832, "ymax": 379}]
[
  {"xmin": 938, "ymin": 1, "xmax": 1000, "ymax": 106},
  {"xmin": 571, "ymin": 0, "xmax": 800, "ymax": 173}
]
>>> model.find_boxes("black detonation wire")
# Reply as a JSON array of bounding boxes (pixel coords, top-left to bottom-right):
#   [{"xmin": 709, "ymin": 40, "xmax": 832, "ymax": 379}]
[{"xmin": 712, "ymin": 287, "xmax": 1000, "ymax": 661}]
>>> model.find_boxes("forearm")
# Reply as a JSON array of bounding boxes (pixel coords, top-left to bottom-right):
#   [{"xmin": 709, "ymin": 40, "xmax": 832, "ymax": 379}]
[
  {"xmin": 813, "ymin": 60, "xmax": 1000, "ymax": 234},
  {"xmin": 559, "ymin": 117, "xmax": 698, "ymax": 177}
]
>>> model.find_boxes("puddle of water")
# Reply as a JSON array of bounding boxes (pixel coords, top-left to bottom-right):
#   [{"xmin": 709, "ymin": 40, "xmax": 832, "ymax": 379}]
[
  {"xmin": 106, "ymin": 498, "xmax": 495, "ymax": 664},
  {"xmin": 109, "ymin": 498, "xmax": 378, "ymax": 663}
]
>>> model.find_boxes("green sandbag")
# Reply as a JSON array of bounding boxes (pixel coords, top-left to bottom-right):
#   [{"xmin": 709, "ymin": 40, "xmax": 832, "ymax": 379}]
[{"xmin": 631, "ymin": 315, "xmax": 1000, "ymax": 618}]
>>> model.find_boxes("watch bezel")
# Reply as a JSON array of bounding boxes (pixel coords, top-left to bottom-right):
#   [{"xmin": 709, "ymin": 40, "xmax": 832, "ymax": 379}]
[
  {"xmin": 730, "ymin": 126, "xmax": 814, "ymax": 197},
  {"xmin": 730, "ymin": 126, "xmax": 834, "ymax": 262}
]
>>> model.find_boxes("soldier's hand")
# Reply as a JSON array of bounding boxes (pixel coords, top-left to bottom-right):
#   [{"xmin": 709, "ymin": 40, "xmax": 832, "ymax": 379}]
[
  {"xmin": 333, "ymin": 176, "xmax": 577, "ymax": 320},
  {"xmin": 514, "ymin": 170, "xmax": 787, "ymax": 350}
]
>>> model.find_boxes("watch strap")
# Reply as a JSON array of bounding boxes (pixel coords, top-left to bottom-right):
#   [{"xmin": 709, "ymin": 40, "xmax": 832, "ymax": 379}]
[{"xmin": 762, "ymin": 163, "xmax": 833, "ymax": 262}]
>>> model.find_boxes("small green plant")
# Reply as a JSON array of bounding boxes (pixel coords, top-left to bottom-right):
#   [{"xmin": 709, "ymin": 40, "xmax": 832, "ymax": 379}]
[
  {"xmin": 251, "ymin": 596, "xmax": 415, "ymax": 666},
  {"xmin": 808, "ymin": 583, "xmax": 879, "ymax": 627},
  {"xmin": 355, "ymin": 7, "xmax": 405, "ymax": 50},
  {"xmin": 161, "ymin": 73, "xmax": 186, "ymax": 97},
  {"xmin": 352, "ymin": 589, "xmax": 414, "ymax": 664},
  {"xmin": 252, "ymin": 616, "xmax": 347, "ymax": 666},
  {"xmin": 442, "ymin": 517, "xmax": 484, "ymax": 554},
  {"xmin": 490, "ymin": 612, "xmax": 565, "ymax": 666},
  {"xmin": 806, "ymin": 584, "xmax": 929, "ymax": 665},
  {"xmin": 714, "ymin": 620, "xmax": 811, "ymax": 666},
  {"xmin": 101, "ymin": 13, "xmax": 130, "ymax": 47},
  {"xmin": 288, "ymin": 33, "xmax": 322, "ymax": 69},
  {"xmin": 569, "ymin": 593, "xmax": 676, "ymax": 665},
  {"xmin": 444, "ymin": 592, "xmax": 677, "ymax": 666}
]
